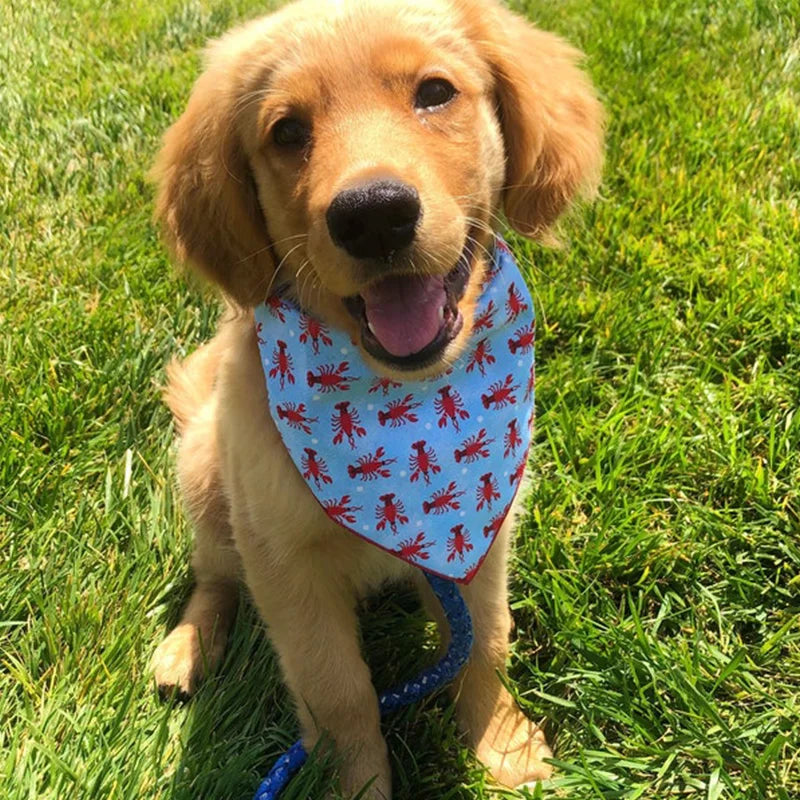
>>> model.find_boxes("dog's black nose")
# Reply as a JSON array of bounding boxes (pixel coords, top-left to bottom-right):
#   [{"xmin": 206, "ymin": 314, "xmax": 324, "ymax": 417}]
[{"xmin": 326, "ymin": 180, "xmax": 420, "ymax": 259}]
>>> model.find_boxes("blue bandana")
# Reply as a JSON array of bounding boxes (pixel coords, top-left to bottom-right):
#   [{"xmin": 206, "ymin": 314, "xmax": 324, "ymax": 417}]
[{"xmin": 254, "ymin": 238, "xmax": 535, "ymax": 583}]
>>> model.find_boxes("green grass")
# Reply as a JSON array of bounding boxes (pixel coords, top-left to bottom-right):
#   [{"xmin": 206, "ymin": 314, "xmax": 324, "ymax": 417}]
[{"xmin": 2, "ymin": 0, "xmax": 799, "ymax": 797}]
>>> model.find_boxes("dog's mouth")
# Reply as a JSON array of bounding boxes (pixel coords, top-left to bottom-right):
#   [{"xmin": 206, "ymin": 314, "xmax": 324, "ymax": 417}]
[{"xmin": 343, "ymin": 239, "xmax": 474, "ymax": 369}]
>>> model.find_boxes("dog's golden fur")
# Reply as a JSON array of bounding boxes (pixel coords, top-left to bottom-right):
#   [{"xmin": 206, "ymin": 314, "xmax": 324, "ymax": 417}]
[{"xmin": 151, "ymin": 0, "xmax": 602, "ymax": 795}]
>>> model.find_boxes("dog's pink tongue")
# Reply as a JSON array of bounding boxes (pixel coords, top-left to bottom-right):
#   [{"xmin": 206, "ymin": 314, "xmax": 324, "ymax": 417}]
[{"xmin": 362, "ymin": 275, "xmax": 446, "ymax": 357}]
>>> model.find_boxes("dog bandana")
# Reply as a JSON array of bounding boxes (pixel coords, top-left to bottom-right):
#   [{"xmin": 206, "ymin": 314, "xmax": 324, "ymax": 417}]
[{"xmin": 254, "ymin": 238, "xmax": 535, "ymax": 583}]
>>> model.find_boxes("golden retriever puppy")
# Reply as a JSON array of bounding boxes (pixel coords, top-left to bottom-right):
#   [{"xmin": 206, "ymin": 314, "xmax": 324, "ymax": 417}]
[{"xmin": 150, "ymin": 0, "xmax": 602, "ymax": 796}]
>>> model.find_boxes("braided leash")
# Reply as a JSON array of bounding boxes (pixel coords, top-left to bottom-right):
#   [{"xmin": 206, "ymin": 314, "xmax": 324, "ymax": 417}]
[{"xmin": 253, "ymin": 573, "xmax": 473, "ymax": 799}]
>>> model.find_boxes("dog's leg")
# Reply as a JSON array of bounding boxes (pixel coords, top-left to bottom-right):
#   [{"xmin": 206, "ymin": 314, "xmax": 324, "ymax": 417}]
[
  {"xmin": 416, "ymin": 518, "xmax": 552, "ymax": 788},
  {"xmin": 237, "ymin": 538, "xmax": 391, "ymax": 800},
  {"xmin": 152, "ymin": 410, "xmax": 240, "ymax": 700}
]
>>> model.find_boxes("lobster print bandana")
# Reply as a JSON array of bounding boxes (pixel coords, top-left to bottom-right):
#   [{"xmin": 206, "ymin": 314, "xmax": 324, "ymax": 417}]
[{"xmin": 254, "ymin": 238, "xmax": 535, "ymax": 583}]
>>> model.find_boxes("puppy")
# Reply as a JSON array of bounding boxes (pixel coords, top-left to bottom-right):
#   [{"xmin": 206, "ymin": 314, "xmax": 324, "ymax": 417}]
[{"xmin": 151, "ymin": 0, "xmax": 602, "ymax": 796}]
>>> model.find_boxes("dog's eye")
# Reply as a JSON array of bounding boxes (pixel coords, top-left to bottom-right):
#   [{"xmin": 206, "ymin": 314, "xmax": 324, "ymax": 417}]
[
  {"xmin": 272, "ymin": 117, "xmax": 311, "ymax": 148},
  {"xmin": 414, "ymin": 78, "xmax": 457, "ymax": 110}
]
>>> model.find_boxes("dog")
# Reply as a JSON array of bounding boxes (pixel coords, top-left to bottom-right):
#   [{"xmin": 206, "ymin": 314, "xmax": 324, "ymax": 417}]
[{"xmin": 150, "ymin": 0, "xmax": 603, "ymax": 796}]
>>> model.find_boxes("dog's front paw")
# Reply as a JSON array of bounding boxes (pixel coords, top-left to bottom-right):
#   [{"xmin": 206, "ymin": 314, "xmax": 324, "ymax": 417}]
[
  {"xmin": 474, "ymin": 702, "xmax": 552, "ymax": 788},
  {"xmin": 151, "ymin": 623, "xmax": 222, "ymax": 701},
  {"xmin": 336, "ymin": 744, "xmax": 392, "ymax": 800}
]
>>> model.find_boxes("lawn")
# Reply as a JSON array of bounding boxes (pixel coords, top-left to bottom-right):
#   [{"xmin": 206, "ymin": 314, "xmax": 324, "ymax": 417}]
[{"xmin": 1, "ymin": 0, "xmax": 799, "ymax": 798}]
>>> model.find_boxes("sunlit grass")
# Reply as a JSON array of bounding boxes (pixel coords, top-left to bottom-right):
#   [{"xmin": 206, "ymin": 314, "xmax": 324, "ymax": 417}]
[{"xmin": 2, "ymin": 0, "xmax": 798, "ymax": 797}]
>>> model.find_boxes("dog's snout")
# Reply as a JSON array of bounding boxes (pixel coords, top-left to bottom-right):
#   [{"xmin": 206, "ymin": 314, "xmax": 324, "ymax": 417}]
[{"xmin": 326, "ymin": 180, "xmax": 420, "ymax": 260}]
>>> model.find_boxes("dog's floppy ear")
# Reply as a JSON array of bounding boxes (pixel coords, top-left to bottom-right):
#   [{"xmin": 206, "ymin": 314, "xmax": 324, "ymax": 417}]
[
  {"xmin": 152, "ymin": 46, "xmax": 274, "ymax": 306},
  {"xmin": 470, "ymin": 2, "xmax": 604, "ymax": 239}
]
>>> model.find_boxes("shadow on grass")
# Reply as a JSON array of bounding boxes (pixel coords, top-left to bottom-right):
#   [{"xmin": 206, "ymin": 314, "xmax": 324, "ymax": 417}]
[{"xmin": 159, "ymin": 583, "xmax": 487, "ymax": 799}]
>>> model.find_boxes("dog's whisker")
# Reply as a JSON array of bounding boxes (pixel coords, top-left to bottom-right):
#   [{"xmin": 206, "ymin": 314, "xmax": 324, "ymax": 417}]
[
  {"xmin": 270, "ymin": 233, "xmax": 310, "ymax": 249},
  {"xmin": 270, "ymin": 241, "xmax": 309, "ymax": 289},
  {"xmin": 294, "ymin": 259, "xmax": 312, "ymax": 284},
  {"xmin": 300, "ymin": 273, "xmax": 316, "ymax": 310},
  {"xmin": 238, "ymin": 233, "xmax": 308, "ymax": 265},
  {"xmin": 312, "ymin": 274, "xmax": 324, "ymax": 310},
  {"xmin": 455, "ymin": 208, "xmax": 564, "ymax": 298},
  {"xmin": 464, "ymin": 233, "xmax": 494, "ymax": 267},
  {"xmin": 251, "ymin": 240, "xmax": 310, "ymax": 305},
  {"xmin": 275, "ymin": 241, "xmax": 307, "ymax": 273},
  {"xmin": 295, "ymin": 258, "xmax": 319, "ymax": 310}
]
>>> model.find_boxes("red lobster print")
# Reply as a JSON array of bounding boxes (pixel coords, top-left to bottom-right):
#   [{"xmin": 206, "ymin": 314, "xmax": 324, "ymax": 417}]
[
  {"xmin": 298, "ymin": 315, "xmax": 333, "ymax": 354},
  {"xmin": 378, "ymin": 393, "xmax": 421, "ymax": 427},
  {"xmin": 454, "ymin": 428, "xmax": 494, "ymax": 463},
  {"xmin": 505, "ymin": 282, "xmax": 529, "ymax": 323},
  {"xmin": 394, "ymin": 532, "xmax": 431, "ymax": 562},
  {"xmin": 465, "ymin": 338, "xmax": 495, "ymax": 377},
  {"xmin": 482, "ymin": 252, "xmax": 502, "ymax": 286},
  {"xmin": 423, "ymin": 481, "xmax": 465, "ymax": 515},
  {"xmin": 473, "ymin": 299, "xmax": 497, "ymax": 333},
  {"xmin": 266, "ymin": 295, "xmax": 287, "ymax": 323},
  {"xmin": 481, "ymin": 374, "xmax": 519, "ymax": 410},
  {"xmin": 375, "ymin": 493, "xmax": 409, "ymax": 533},
  {"xmin": 269, "ymin": 340, "xmax": 295, "ymax": 390},
  {"xmin": 483, "ymin": 503, "xmax": 511, "ymax": 539},
  {"xmin": 463, "ymin": 562, "xmax": 481, "ymax": 583},
  {"xmin": 524, "ymin": 364, "xmax": 535, "ymax": 402},
  {"xmin": 301, "ymin": 448, "xmax": 332, "ymax": 487},
  {"xmin": 509, "ymin": 457, "xmax": 527, "ymax": 486},
  {"xmin": 256, "ymin": 322, "xmax": 266, "ymax": 345},
  {"xmin": 476, "ymin": 472, "xmax": 500, "ymax": 511},
  {"xmin": 435, "ymin": 385, "xmax": 469, "ymax": 431},
  {"xmin": 508, "ymin": 323, "xmax": 535, "ymax": 355},
  {"xmin": 347, "ymin": 447, "xmax": 395, "ymax": 480},
  {"xmin": 368, "ymin": 377, "xmax": 402, "ymax": 395},
  {"xmin": 331, "ymin": 401, "xmax": 366, "ymax": 448},
  {"xmin": 504, "ymin": 419, "xmax": 523, "ymax": 458},
  {"xmin": 446, "ymin": 524, "xmax": 474, "ymax": 563},
  {"xmin": 276, "ymin": 402, "xmax": 318, "ymax": 435},
  {"xmin": 408, "ymin": 440, "xmax": 441, "ymax": 484},
  {"xmin": 307, "ymin": 361, "xmax": 354, "ymax": 393},
  {"xmin": 322, "ymin": 494, "xmax": 362, "ymax": 525}
]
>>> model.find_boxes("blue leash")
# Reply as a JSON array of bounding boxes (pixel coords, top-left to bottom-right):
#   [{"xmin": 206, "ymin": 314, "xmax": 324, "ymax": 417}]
[{"xmin": 253, "ymin": 573, "xmax": 473, "ymax": 799}]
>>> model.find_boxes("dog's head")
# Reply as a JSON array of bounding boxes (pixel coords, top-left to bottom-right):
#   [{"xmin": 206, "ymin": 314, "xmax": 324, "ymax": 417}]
[{"xmin": 153, "ymin": 0, "xmax": 603, "ymax": 376}]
